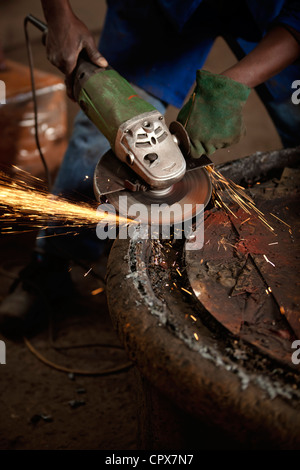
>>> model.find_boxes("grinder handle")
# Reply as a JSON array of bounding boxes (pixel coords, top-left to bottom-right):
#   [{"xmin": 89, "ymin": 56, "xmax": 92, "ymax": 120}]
[{"xmin": 72, "ymin": 49, "xmax": 110, "ymax": 101}]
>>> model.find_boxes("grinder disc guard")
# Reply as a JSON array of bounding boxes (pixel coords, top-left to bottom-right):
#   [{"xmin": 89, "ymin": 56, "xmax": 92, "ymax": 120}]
[
  {"xmin": 94, "ymin": 150, "xmax": 212, "ymax": 224},
  {"xmin": 108, "ymin": 169, "xmax": 211, "ymax": 224}
]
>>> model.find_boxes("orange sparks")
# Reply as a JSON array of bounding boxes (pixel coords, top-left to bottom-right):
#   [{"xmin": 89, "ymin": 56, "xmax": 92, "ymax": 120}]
[
  {"xmin": 91, "ymin": 287, "xmax": 104, "ymax": 296},
  {"xmin": 240, "ymin": 217, "xmax": 250, "ymax": 226},
  {"xmin": 0, "ymin": 170, "xmax": 135, "ymax": 234},
  {"xmin": 270, "ymin": 213, "xmax": 291, "ymax": 228},
  {"xmin": 207, "ymin": 167, "xmax": 275, "ymax": 233},
  {"xmin": 181, "ymin": 287, "xmax": 192, "ymax": 295}
]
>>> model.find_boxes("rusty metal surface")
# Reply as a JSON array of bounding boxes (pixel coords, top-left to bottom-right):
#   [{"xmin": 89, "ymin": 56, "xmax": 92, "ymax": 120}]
[
  {"xmin": 217, "ymin": 146, "xmax": 300, "ymax": 185},
  {"xmin": 106, "ymin": 235, "xmax": 300, "ymax": 449},
  {"xmin": 186, "ymin": 167, "xmax": 300, "ymax": 367},
  {"xmin": 106, "ymin": 149, "xmax": 300, "ymax": 448}
]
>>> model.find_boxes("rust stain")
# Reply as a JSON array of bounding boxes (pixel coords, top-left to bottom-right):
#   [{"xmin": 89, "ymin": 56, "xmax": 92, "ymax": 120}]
[{"xmin": 187, "ymin": 170, "xmax": 300, "ymax": 368}]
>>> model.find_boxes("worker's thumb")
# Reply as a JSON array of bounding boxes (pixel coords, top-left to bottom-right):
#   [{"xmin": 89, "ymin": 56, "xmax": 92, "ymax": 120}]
[{"xmin": 84, "ymin": 41, "xmax": 108, "ymax": 69}]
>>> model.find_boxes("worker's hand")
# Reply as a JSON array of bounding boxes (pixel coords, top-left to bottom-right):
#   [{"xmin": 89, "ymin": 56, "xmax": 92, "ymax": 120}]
[
  {"xmin": 45, "ymin": 11, "xmax": 108, "ymax": 97},
  {"xmin": 177, "ymin": 70, "xmax": 250, "ymax": 158}
]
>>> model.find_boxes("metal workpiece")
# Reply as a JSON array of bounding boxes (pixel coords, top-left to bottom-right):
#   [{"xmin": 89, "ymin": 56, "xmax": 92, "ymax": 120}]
[
  {"xmin": 106, "ymin": 148, "xmax": 300, "ymax": 449},
  {"xmin": 106, "ymin": 230, "xmax": 300, "ymax": 449},
  {"xmin": 217, "ymin": 146, "xmax": 300, "ymax": 184},
  {"xmin": 186, "ymin": 190, "xmax": 300, "ymax": 367}
]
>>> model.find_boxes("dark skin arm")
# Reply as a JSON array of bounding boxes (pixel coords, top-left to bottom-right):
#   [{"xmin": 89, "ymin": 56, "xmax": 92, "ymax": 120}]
[
  {"xmin": 41, "ymin": 0, "xmax": 108, "ymax": 96},
  {"xmin": 221, "ymin": 25, "xmax": 300, "ymax": 87}
]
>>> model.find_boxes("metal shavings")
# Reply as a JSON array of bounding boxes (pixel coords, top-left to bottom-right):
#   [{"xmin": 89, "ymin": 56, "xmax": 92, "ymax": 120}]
[{"xmin": 263, "ymin": 254, "xmax": 275, "ymax": 267}]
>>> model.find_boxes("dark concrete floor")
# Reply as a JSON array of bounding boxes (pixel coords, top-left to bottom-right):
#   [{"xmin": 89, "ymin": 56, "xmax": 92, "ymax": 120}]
[{"xmin": 0, "ymin": 232, "xmax": 138, "ymax": 450}]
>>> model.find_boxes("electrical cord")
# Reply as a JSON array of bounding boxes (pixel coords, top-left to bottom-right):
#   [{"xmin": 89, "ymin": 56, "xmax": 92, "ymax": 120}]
[
  {"xmin": 24, "ymin": 336, "xmax": 132, "ymax": 376},
  {"xmin": 24, "ymin": 15, "xmax": 52, "ymax": 190}
]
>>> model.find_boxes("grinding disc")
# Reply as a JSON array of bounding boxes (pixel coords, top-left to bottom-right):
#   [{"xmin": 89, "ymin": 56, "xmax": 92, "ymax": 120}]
[{"xmin": 106, "ymin": 166, "xmax": 212, "ymax": 225}]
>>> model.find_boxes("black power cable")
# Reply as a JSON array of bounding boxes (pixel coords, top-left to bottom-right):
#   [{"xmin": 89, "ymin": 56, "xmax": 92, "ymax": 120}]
[{"xmin": 24, "ymin": 14, "xmax": 52, "ymax": 190}]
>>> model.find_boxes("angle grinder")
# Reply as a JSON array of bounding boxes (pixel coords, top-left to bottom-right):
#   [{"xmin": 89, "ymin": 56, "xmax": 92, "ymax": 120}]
[{"xmin": 25, "ymin": 14, "xmax": 212, "ymax": 225}]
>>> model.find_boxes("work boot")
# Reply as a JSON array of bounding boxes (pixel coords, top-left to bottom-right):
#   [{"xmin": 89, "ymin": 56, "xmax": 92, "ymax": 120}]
[{"xmin": 0, "ymin": 252, "xmax": 74, "ymax": 339}]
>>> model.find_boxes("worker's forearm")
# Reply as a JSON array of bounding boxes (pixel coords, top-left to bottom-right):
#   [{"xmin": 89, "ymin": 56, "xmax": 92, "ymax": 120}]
[
  {"xmin": 40, "ymin": 0, "xmax": 107, "ymax": 88},
  {"xmin": 221, "ymin": 26, "xmax": 300, "ymax": 88},
  {"xmin": 41, "ymin": 0, "xmax": 74, "ymax": 23}
]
